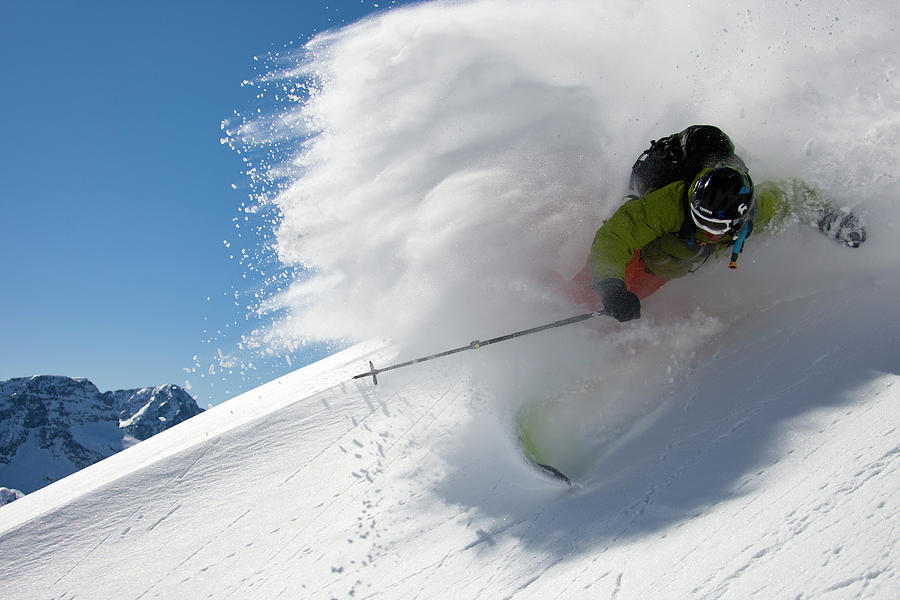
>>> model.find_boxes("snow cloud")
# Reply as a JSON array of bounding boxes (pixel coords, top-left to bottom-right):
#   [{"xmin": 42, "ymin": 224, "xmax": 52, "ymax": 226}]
[{"xmin": 229, "ymin": 0, "xmax": 900, "ymax": 374}]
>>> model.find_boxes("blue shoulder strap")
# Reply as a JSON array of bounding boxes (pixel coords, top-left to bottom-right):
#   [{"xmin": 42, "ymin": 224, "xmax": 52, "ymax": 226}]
[{"xmin": 729, "ymin": 220, "xmax": 752, "ymax": 269}]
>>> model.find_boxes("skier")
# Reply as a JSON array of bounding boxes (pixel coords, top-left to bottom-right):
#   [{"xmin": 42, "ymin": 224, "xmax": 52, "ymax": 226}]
[{"xmin": 567, "ymin": 125, "xmax": 867, "ymax": 322}]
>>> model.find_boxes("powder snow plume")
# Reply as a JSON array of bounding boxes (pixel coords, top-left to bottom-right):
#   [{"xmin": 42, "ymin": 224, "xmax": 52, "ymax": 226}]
[{"xmin": 225, "ymin": 0, "xmax": 900, "ymax": 372}]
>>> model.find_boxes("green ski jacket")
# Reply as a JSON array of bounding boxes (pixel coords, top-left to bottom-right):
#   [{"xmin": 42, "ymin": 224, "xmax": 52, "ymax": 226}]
[{"xmin": 589, "ymin": 174, "xmax": 795, "ymax": 284}]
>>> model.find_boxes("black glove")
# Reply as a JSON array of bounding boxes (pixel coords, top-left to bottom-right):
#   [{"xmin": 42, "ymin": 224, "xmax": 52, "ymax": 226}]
[
  {"xmin": 817, "ymin": 208, "xmax": 866, "ymax": 248},
  {"xmin": 594, "ymin": 278, "xmax": 641, "ymax": 322}
]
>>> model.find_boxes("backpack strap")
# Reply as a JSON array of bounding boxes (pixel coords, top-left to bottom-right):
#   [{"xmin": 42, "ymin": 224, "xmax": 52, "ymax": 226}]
[{"xmin": 729, "ymin": 220, "xmax": 753, "ymax": 269}]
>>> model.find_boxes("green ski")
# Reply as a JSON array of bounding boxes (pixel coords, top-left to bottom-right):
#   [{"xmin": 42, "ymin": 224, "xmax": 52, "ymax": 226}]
[{"xmin": 518, "ymin": 422, "xmax": 572, "ymax": 485}]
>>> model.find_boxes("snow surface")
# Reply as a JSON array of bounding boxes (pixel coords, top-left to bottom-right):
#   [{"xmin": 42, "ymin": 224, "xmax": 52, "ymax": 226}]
[
  {"xmin": 1, "ymin": 274, "xmax": 898, "ymax": 599},
  {"xmin": 3, "ymin": 0, "xmax": 900, "ymax": 598}
]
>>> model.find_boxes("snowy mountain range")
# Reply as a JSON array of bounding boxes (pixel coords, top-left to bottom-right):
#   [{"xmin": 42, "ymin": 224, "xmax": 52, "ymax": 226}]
[{"xmin": 0, "ymin": 375, "xmax": 203, "ymax": 499}]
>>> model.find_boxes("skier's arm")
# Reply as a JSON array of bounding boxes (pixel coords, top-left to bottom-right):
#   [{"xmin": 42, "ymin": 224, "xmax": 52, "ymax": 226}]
[
  {"xmin": 754, "ymin": 179, "xmax": 866, "ymax": 248},
  {"xmin": 589, "ymin": 183, "xmax": 685, "ymax": 284}
]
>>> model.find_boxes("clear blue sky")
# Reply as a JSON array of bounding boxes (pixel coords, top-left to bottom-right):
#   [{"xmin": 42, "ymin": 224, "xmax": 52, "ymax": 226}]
[{"xmin": 0, "ymin": 0, "xmax": 414, "ymax": 406}]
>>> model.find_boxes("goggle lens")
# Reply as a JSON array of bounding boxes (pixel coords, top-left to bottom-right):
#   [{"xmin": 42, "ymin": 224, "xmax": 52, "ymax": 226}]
[{"xmin": 691, "ymin": 210, "xmax": 735, "ymax": 234}]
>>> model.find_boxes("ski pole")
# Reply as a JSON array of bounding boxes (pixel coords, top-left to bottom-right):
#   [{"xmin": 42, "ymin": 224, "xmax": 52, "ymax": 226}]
[{"xmin": 352, "ymin": 310, "xmax": 607, "ymax": 384}]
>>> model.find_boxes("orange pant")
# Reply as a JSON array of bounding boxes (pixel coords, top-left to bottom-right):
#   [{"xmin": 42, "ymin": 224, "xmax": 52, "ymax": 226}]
[
  {"xmin": 623, "ymin": 250, "xmax": 667, "ymax": 299},
  {"xmin": 564, "ymin": 251, "xmax": 666, "ymax": 310}
]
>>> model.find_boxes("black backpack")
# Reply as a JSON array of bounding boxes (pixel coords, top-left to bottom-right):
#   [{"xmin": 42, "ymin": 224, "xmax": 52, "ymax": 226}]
[
  {"xmin": 629, "ymin": 125, "xmax": 753, "ymax": 267},
  {"xmin": 629, "ymin": 125, "xmax": 745, "ymax": 196}
]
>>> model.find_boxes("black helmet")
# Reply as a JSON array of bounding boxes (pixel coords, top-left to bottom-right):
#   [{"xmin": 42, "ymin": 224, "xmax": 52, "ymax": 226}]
[{"xmin": 689, "ymin": 166, "xmax": 754, "ymax": 235}]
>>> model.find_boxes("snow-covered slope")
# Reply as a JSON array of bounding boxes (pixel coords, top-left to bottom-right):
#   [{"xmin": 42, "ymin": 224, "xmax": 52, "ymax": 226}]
[{"xmin": 0, "ymin": 269, "xmax": 898, "ymax": 599}]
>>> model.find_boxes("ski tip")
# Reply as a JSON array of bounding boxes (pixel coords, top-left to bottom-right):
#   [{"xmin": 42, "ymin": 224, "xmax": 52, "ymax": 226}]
[
  {"xmin": 530, "ymin": 459, "xmax": 573, "ymax": 486},
  {"xmin": 517, "ymin": 421, "xmax": 572, "ymax": 485}
]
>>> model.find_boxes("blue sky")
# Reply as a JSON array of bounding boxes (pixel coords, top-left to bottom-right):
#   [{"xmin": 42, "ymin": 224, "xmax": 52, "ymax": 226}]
[{"xmin": 0, "ymin": 1, "xmax": 414, "ymax": 406}]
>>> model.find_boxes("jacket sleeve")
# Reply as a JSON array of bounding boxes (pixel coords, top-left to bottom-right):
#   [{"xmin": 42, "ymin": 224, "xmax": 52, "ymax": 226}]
[
  {"xmin": 753, "ymin": 179, "xmax": 829, "ymax": 232},
  {"xmin": 589, "ymin": 183, "xmax": 686, "ymax": 284},
  {"xmin": 754, "ymin": 178, "xmax": 866, "ymax": 247}
]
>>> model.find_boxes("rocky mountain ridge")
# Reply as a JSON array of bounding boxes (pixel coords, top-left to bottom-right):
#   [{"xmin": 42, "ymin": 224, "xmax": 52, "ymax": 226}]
[{"xmin": 0, "ymin": 375, "xmax": 203, "ymax": 502}]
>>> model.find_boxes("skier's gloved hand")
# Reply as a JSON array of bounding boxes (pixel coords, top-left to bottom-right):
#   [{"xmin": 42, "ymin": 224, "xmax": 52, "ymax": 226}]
[
  {"xmin": 817, "ymin": 208, "xmax": 866, "ymax": 248},
  {"xmin": 594, "ymin": 278, "xmax": 641, "ymax": 322}
]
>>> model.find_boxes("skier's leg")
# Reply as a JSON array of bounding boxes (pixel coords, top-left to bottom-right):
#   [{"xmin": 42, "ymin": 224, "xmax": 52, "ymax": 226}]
[{"xmin": 624, "ymin": 251, "xmax": 667, "ymax": 299}]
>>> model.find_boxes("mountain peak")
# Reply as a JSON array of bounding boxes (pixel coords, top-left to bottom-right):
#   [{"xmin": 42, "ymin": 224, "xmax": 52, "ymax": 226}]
[{"xmin": 0, "ymin": 375, "xmax": 203, "ymax": 496}]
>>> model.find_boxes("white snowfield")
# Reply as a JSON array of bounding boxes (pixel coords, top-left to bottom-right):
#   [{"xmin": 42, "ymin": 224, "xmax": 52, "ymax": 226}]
[{"xmin": 1, "ymin": 269, "xmax": 898, "ymax": 599}]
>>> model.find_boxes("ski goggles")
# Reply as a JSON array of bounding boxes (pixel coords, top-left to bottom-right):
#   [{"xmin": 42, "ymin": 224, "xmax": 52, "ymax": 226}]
[{"xmin": 689, "ymin": 207, "xmax": 737, "ymax": 235}]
